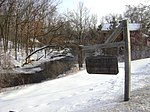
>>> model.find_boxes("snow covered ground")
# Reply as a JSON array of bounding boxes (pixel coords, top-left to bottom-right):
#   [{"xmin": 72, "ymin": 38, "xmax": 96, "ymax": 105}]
[
  {"xmin": 0, "ymin": 47, "xmax": 73, "ymax": 74},
  {"xmin": 0, "ymin": 58, "xmax": 150, "ymax": 112}
]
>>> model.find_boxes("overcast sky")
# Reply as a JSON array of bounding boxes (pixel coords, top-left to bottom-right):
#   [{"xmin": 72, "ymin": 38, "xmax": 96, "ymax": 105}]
[{"xmin": 60, "ymin": 0, "xmax": 150, "ymax": 19}]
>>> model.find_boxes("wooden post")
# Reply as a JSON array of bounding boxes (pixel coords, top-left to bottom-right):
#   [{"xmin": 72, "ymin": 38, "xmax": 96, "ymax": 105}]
[
  {"xmin": 78, "ymin": 45, "xmax": 83, "ymax": 70},
  {"xmin": 83, "ymin": 20, "xmax": 131, "ymax": 101},
  {"xmin": 123, "ymin": 20, "xmax": 131, "ymax": 101}
]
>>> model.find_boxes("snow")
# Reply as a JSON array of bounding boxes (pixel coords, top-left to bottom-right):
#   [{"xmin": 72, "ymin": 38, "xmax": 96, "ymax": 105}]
[
  {"xmin": 4, "ymin": 46, "xmax": 72, "ymax": 69},
  {"xmin": 0, "ymin": 58, "xmax": 150, "ymax": 112},
  {"xmin": 101, "ymin": 23, "xmax": 141, "ymax": 31},
  {"xmin": 131, "ymin": 58, "xmax": 150, "ymax": 74},
  {"xmin": 15, "ymin": 67, "xmax": 43, "ymax": 74},
  {"xmin": 128, "ymin": 23, "xmax": 141, "ymax": 31},
  {"xmin": 101, "ymin": 23, "xmax": 111, "ymax": 31},
  {"xmin": 0, "ymin": 46, "xmax": 73, "ymax": 74}
]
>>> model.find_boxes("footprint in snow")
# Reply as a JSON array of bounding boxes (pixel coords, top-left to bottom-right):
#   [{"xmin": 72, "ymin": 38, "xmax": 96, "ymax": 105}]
[
  {"xmin": 28, "ymin": 103, "xmax": 48, "ymax": 109},
  {"xmin": 28, "ymin": 105, "xmax": 39, "ymax": 108},
  {"xmin": 89, "ymin": 88, "xmax": 94, "ymax": 91},
  {"xmin": 84, "ymin": 88, "xmax": 94, "ymax": 92},
  {"xmin": 67, "ymin": 93, "xmax": 79, "ymax": 97}
]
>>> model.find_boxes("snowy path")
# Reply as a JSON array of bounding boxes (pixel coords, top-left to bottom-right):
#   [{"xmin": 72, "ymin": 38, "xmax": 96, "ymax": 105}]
[
  {"xmin": 0, "ymin": 67, "xmax": 124, "ymax": 112},
  {"xmin": 0, "ymin": 58, "xmax": 150, "ymax": 112}
]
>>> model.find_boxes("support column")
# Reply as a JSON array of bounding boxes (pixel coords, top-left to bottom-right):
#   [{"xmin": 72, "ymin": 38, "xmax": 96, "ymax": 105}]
[{"xmin": 123, "ymin": 20, "xmax": 131, "ymax": 101}]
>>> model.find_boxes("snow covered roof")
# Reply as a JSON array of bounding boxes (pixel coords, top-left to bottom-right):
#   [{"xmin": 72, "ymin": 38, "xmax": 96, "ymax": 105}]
[
  {"xmin": 128, "ymin": 23, "xmax": 141, "ymax": 31},
  {"xmin": 101, "ymin": 23, "xmax": 110, "ymax": 31},
  {"xmin": 101, "ymin": 23, "xmax": 141, "ymax": 31}
]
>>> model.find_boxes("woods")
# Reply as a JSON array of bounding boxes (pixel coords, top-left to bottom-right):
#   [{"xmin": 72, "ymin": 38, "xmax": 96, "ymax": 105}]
[
  {"xmin": 0, "ymin": 0, "xmax": 61, "ymax": 58},
  {"xmin": 0, "ymin": 0, "xmax": 150, "ymax": 62}
]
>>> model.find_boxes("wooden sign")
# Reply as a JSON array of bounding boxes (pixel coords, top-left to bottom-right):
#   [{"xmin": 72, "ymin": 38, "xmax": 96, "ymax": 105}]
[{"xmin": 85, "ymin": 55, "xmax": 118, "ymax": 74}]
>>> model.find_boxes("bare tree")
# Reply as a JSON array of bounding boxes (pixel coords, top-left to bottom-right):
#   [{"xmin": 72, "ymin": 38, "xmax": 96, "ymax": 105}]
[
  {"xmin": 0, "ymin": 0, "xmax": 16, "ymax": 52},
  {"xmin": 65, "ymin": 2, "xmax": 91, "ymax": 45},
  {"xmin": 64, "ymin": 2, "xmax": 99, "ymax": 69},
  {"xmin": 0, "ymin": 0, "xmax": 62, "ymax": 58},
  {"xmin": 102, "ymin": 14, "xmax": 123, "ymax": 30},
  {"xmin": 124, "ymin": 4, "xmax": 150, "ymax": 59},
  {"xmin": 124, "ymin": 4, "xmax": 150, "ymax": 37},
  {"xmin": 0, "ymin": 0, "xmax": 6, "ymax": 8}
]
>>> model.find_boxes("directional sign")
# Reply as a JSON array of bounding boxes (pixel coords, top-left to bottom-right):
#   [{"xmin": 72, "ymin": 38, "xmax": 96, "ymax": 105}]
[{"xmin": 85, "ymin": 55, "xmax": 119, "ymax": 74}]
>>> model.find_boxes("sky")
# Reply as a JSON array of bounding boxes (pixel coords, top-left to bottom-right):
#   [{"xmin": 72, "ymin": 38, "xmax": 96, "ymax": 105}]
[{"xmin": 60, "ymin": 0, "xmax": 150, "ymax": 19}]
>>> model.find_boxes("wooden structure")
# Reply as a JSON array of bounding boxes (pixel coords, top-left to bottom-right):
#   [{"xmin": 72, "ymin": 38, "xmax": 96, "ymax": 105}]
[
  {"xmin": 85, "ymin": 55, "xmax": 118, "ymax": 74},
  {"xmin": 83, "ymin": 20, "xmax": 131, "ymax": 101}
]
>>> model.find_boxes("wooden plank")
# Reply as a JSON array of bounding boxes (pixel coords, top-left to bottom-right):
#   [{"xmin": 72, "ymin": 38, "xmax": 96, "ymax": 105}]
[
  {"xmin": 123, "ymin": 20, "xmax": 131, "ymax": 101},
  {"xmin": 85, "ymin": 55, "xmax": 118, "ymax": 74},
  {"xmin": 83, "ymin": 41, "xmax": 125, "ymax": 51},
  {"xmin": 105, "ymin": 23, "xmax": 123, "ymax": 43}
]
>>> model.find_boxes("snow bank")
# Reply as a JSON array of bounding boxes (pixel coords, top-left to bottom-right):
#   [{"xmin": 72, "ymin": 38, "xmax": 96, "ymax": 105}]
[{"xmin": 131, "ymin": 58, "xmax": 150, "ymax": 74}]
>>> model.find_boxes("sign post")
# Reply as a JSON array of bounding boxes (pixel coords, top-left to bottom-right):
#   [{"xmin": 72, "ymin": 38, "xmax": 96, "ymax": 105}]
[
  {"xmin": 83, "ymin": 20, "xmax": 131, "ymax": 101},
  {"xmin": 123, "ymin": 20, "xmax": 131, "ymax": 101}
]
